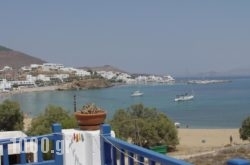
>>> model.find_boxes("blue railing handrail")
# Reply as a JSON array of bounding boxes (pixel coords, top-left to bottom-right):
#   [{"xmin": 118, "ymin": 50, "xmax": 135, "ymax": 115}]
[
  {"xmin": 104, "ymin": 136, "xmax": 191, "ymax": 165},
  {"xmin": 100, "ymin": 124, "xmax": 192, "ymax": 165},
  {"xmin": 0, "ymin": 123, "xmax": 63, "ymax": 165},
  {"xmin": 0, "ymin": 134, "xmax": 55, "ymax": 145}
]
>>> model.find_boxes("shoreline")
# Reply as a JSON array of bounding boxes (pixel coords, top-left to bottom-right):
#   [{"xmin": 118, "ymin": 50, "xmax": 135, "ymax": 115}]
[
  {"xmin": 168, "ymin": 128, "xmax": 248, "ymax": 158},
  {"xmin": 0, "ymin": 85, "xmax": 58, "ymax": 98}
]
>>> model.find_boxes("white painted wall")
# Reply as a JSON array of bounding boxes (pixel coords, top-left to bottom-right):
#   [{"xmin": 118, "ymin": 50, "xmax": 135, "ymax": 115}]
[{"xmin": 62, "ymin": 129, "xmax": 115, "ymax": 165}]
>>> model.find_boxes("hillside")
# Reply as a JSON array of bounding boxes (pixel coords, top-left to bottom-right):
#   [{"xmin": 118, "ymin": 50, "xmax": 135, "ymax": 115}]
[
  {"xmin": 0, "ymin": 45, "xmax": 46, "ymax": 69},
  {"xmin": 79, "ymin": 65, "xmax": 127, "ymax": 73}
]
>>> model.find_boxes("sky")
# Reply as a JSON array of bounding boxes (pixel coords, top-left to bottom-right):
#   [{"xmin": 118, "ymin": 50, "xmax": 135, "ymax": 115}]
[{"xmin": 1, "ymin": 1, "xmax": 250, "ymax": 76}]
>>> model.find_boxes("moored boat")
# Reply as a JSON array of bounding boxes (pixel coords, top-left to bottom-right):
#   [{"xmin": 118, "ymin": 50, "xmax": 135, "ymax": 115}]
[
  {"xmin": 174, "ymin": 93, "xmax": 194, "ymax": 102},
  {"xmin": 131, "ymin": 90, "xmax": 144, "ymax": 97}
]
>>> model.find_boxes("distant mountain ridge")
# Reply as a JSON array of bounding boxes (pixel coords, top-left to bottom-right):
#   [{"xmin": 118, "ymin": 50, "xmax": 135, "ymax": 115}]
[
  {"xmin": 1, "ymin": 44, "xmax": 250, "ymax": 77},
  {"xmin": 79, "ymin": 65, "xmax": 127, "ymax": 73},
  {"xmin": 0, "ymin": 45, "xmax": 46, "ymax": 69}
]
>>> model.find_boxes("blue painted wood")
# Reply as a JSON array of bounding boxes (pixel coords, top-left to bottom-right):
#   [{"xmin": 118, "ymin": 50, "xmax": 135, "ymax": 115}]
[
  {"xmin": 128, "ymin": 152, "xmax": 134, "ymax": 165},
  {"xmin": 112, "ymin": 146, "xmax": 117, "ymax": 165},
  {"xmin": 52, "ymin": 123, "xmax": 63, "ymax": 165},
  {"xmin": 37, "ymin": 140, "xmax": 44, "ymax": 162},
  {"xmin": 100, "ymin": 124, "xmax": 112, "ymax": 165},
  {"xmin": 3, "ymin": 143, "xmax": 9, "ymax": 164},
  {"xmin": 20, "ymin": 140, "xmax": 26, "ymax": 163},
  {"xmin": 0, "ymin": 123, "xmax": 63, "ymax": 165},
  {"xmin": 29, "ymin": 160, "xmax": 56, "ymax": 165},
  {"xmin": 227, "ymin": 158, "xmax": 250, "ymax": 165},
  {"xmin": 149, "ymin": 160, "xmax": 156, "ymax": 165},
  {"xmin": 139, "ymin": 156, "xmax": 144, "ymax": 165},
  {"xmin": 100, "ymin": 124, "xmax": 192, "ymax": 165},
  {"xmin": 120, "ymin": 149, "xmax": 125, "ymax": 165}
]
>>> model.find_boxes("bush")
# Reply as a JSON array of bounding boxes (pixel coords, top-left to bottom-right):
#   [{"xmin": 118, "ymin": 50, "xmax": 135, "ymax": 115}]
[{"xmin": 108, "ymin": 104, "xmax": 179, "ymax": 148}]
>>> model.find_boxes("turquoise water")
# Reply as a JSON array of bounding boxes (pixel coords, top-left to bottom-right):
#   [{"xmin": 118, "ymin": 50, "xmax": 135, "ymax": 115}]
[{"xmin": 4, "ymin": 77, "xmax": 250, "ymax": 128}]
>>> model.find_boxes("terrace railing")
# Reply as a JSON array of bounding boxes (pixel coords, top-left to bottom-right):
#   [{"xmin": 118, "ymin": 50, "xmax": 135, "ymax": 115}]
[
  {"xmin": 100, "ymin": 124, "xmax": 192, "ymax": 165},
  {"xmin": 0, "ymin": 123, "xmax": 63, "ymax": 165},
  {"xmin": 0, "ymin": 123, "xmax": 249, "ymax": 165}
]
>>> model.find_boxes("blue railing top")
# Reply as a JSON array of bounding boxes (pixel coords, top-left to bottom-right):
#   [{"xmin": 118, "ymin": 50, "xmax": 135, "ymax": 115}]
[
  {"xmin": 100, "ymin": 124, "xmax": 192, "ymax": 165},
  {"xmin": 103, "ymin": 135, "xmax": 192, "ymax": 165},
  {"xmin": 0, "ymin": 133, "xmax": 57, "ymax": 146},
  {"xmin": 0, "ymin": 123, "xmax": 63, "ymax": 165}
]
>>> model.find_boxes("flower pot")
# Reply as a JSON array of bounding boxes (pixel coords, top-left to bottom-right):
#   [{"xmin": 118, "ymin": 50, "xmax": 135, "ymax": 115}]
[{"xmin": 74, "ymin": 111, "xmax": 107, "ymax": 130}]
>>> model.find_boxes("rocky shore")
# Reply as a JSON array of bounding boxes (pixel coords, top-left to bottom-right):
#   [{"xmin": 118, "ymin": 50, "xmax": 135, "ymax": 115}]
[{"xmin": 57, "ymin": 78, "xmax": 113, "ymax": 90}]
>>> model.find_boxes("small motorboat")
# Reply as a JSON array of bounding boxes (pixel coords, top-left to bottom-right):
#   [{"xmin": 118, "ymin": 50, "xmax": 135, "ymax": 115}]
[
  {"xmin": 174, "ymin": 93, "xmax": 194, "ymax": 102},
  {"xmin": 131, "ymin": 90, "xmax": 144, "ymax": 97}
]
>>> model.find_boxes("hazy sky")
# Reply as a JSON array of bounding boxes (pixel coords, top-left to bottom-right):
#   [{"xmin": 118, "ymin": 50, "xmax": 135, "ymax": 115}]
[{"xmin": 1, "ymin": 1, "xmax": 250, "ymax": 76}]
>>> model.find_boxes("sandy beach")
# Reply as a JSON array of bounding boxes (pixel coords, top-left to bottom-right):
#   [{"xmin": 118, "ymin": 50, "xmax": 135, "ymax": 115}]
[
  {"xmin": 169, "ymin": 128, "xmax": 249, "ymax": 158},
  {"xmin": 0, "ymin": 86, "xmax": 58, "ymax": 98},
  {"xmin": 12, "ymin": 85, "xmax": 58, "ymax": 94}
]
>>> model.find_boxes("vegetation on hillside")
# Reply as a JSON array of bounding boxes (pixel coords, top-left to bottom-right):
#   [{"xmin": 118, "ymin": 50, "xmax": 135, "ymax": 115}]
[{"xmin": 108, "ymin": 104, "xmax": 179, "ymax": 149}]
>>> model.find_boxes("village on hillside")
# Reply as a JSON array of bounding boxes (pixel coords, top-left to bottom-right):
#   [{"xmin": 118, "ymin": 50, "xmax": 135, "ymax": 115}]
[{"xmin": 0, "ymin": 63, "xmax": 175, "ymax": 92}]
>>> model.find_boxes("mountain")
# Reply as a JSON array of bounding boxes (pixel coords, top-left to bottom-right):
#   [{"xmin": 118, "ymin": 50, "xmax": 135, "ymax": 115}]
[
  {"xmin": 78, "ymin": 65, "xmax": 127, "ymax": 73},
  {"xmin": 0, "ymin": 45, "xmax": 46, "ymax": 69},
  {"xmin": 192, "ymin": 67, "xmax": 250, "ymax": 78}
]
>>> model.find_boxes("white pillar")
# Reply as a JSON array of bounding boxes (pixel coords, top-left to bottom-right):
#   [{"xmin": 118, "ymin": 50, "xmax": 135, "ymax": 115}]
[{"xmin": 62, "ymin": 129, "xmax": 114, "ymax": 165}]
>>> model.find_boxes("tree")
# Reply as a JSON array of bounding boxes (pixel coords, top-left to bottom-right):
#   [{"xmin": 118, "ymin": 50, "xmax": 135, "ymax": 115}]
[
  {"xmin": 25, "ymin": 105, "xmax": 77, "ymax": 160},
  {"xmin": 108, "ymin": 104, "xmax": 179, "ymax": 148},
  {"xmin": 27, "ymin": 105, "xmax": 77, "ymax": 136},
  {"xmin": 0, "ymin": 99, "xmax": 24, "ymax": 131},
  {"xmin": 239, "ymin": 116, "xmax": 250, "ymax": 141}
]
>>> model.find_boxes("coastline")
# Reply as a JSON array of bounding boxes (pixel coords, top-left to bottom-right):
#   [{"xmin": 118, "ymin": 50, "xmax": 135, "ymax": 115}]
[
  {"xmin": 0, "ymin": 85, "xmax": 58, "ymax": 99},
  {"xmin": 169, "ymin": 128, "xmax": 248, "ymax": 158}
]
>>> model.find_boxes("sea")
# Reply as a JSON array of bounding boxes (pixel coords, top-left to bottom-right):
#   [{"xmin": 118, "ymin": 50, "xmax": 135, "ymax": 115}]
[{"xmin": 2, "ymin": 77, "xmax": 250, "ymax": 129}]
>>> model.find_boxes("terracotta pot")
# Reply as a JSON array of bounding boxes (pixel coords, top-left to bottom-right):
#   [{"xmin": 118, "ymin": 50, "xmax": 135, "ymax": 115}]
[{"xmin": 74, "ymin": 111, "xmax": 107, "ymax": 130}]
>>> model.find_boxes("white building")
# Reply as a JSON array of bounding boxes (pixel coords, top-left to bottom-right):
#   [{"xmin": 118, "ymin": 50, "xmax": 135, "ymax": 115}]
[
  {"xmin": 42, "ymin": 63, "xmax": 64, "ymax": 71},
  {"xmin": 0, "ymin": 79, "xmax": 11, "ymax": 92},
  {"xmin": 75, "ymin": 69, "xmax": 91, "ymax": 77},
  {"xmin": 0, "ymin": 66, "xmax": 12, "ymax": 72},
  {"xmin": 37, "ymin": 74, "xmax": 50, "ymax": 82}
]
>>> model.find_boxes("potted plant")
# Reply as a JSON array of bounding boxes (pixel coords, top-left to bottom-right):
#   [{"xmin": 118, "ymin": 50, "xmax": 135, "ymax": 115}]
[{"xmin": 74, "ymin": 103, "xmax": 107, "ymax": 130}]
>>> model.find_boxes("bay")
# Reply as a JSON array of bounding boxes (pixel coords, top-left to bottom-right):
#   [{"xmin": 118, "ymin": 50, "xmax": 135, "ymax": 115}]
[{"xmin": 4, "ymin": 77, "xmax": 250, "ymax": 128}]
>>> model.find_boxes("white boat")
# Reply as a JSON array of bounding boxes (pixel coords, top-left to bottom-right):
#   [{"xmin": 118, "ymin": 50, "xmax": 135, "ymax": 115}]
[
  {"xmin": 174, "ymin": 93, "xmax": 194, "ymax": 102},
  {"xmin": 131, "ymin": 90, "xmax": 144, "ymax": 97}
]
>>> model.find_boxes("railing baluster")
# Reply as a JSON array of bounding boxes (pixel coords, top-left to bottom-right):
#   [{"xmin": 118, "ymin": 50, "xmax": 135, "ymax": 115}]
[
  {"xmin": 3, "ymin": 143, "xmax": 9, "ymax": 165},
  {"xmin": 128, "ymin": 152, "xmax": 134, "ymax": 165},
  {"xmin": 112, "ymin": 146, "xmax": 117, "ymax": 165},
  {"xmin": 120, "ymin": 149, "xmax": 125, "ymax": 165},
  {"xmin": 20, "ymin": 139, "xmax": 26, "ymax": 163},
  {"xmin": 101, "ymin": 124, "xmax": 112, "ymax": 165},
  {"xmin": 101, "ymin": 124, "xmax": 192, "ymax": 165},
  {"xmin": 37, "ymin": 139, "xmax": 43, "ymax": 162},
  {"xmin": 149, "ymin": 160, "xmax": 156, "ymax": 165},
  {"xmin": 138, "ymin": 155, "xmax": 144, "ymax": 165},
  {"xmin": 52, "ymin": 123, "xmax": 63, "ymax": 165}
]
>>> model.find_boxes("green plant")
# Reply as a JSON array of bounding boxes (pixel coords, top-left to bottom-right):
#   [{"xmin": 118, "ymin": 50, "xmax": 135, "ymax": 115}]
[{"xmin": 79, "ymin": 103, "xmax": 105, "ymax": 114}]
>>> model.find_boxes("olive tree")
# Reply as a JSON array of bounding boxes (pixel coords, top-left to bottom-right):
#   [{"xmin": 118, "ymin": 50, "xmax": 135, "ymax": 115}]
[
  {"xmin": 108, "ymin": 104, "xmax": 179, "ymax": 148},
  {"xmin": 0, "ymin": 99, "xmax": 24, "ymax": 131},
  {"xmin": 239, "ymin": 116, "xmax": 250, "ymax": 141},
  {"xmin": 27, "ymin": 105, "xmax": 77, "ymax": 136}
]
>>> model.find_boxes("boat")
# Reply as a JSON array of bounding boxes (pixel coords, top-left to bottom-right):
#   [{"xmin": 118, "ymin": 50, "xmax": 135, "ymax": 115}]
[
  {"xmin": 174, "ymin": 93, "xmax": 194, "ymax": 102},
  {"xmin": 131, "ymin": 90, "xmax": 144, "ymax": 97}
]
